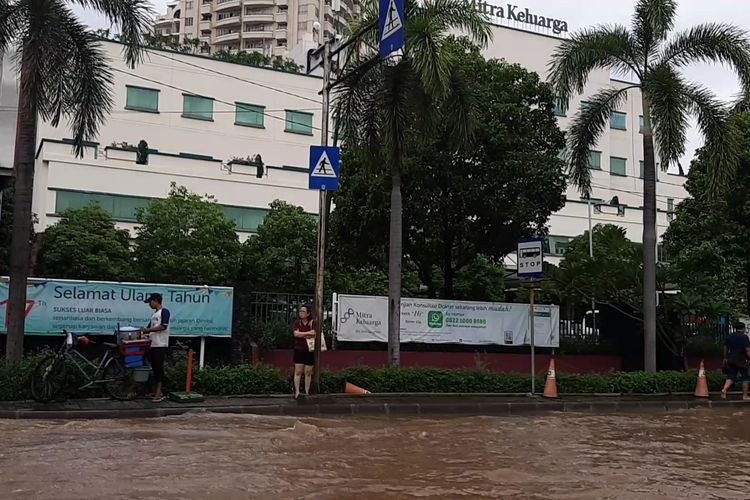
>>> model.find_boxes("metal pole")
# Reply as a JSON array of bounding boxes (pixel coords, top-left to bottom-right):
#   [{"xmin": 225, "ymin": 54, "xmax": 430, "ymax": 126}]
[
  {"xmin": 587, "ymin": 198, "xmax": 597, "ymax": 339},
  {"xmin": 313, "ymin": 40, "xmax": 331, "ymax": 394},
  {"xmin": 199, "ymin": 336, "xmax": 206, "ymax": 370},
  {"xmin": 530, "ymin": 285, "xmax": 536, "ymax": 395}
]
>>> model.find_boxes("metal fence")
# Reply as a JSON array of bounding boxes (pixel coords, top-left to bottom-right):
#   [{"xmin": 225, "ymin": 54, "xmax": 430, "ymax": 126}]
[{"xmin": 244, "ymin": 292, "xmax": 315, "ymax": 323}]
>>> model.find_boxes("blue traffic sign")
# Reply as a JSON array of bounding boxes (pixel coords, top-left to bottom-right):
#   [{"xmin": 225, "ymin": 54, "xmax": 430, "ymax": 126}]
[
  {"xmin": 309, "ymin": 146, "xmax": 340, "ymax": 191},
  {"xmin": 379, "ymin": 0, "xmax": 404, "ymax": 60}
]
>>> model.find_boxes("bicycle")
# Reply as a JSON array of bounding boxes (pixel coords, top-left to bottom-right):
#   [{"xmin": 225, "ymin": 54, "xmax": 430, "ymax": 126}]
[{"xmin": 30, "ymin": 330, "xmax": 150, "ymax": 403}]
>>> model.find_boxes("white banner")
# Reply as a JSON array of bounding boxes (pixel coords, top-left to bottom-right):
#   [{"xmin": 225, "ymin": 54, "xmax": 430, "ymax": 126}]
[{"xmin": 336, "ymin": 295, "xmax": 559, "ymax": 347}]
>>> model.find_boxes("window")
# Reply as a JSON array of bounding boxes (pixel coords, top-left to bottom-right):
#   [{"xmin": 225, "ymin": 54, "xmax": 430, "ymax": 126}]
[
  {"xmin": 639, "ymin": 161, "xmax": 660, "ymax": 180},
  {"xmin": 223, "ymin": 206, "xmax": 269, "ymax": 232},
  {"xmin": 185, "ymin": 17, "xmax": 194, "ymax": 27},
  {"xmin": 553, "ymin": 98, "xmax": 568, "ymax": 117},
  {"xmin": 639, "ymin": 115, "xmax": 645, "ymax": 133},
  {"xmin": 545, "ymin": 236, "xmax": 574, "ymax": 256},
  {"xmin": 557, "ymin": 149, "xmax": 567, "ymax": 161},
  {"xmin": 182, "ymin": 94, "xmax": 214, "ymax": 121},
  {"xmin": 588, "ymin": 150, "xmax": 601, "ymax": 170},
  {"xmin": 54, "ymin": 190, "xmax": 150, "ymax": 221},
  {"xmin": 610, "ymin": 111, "xmax": 627, "ymax": 130},
  {"xmin": 235, "ymin": 102, "xmax": 265, "ymax": 128},
  {"xmin": 125, "ymin": 86, "xmax": 159, "ymax": 113},
  {"xmin": 285, "ymin": 110, "xmax": 313, "ymax": 135},
  {"xmin": 667, "ymin": 198, "xmax": 675, "ymax": 221},
  {"xmin": 610, "ymin": 156, "xmax": 627, "ymax": 176},
  {"xmin": 185, "ymin": 1, "xmax": 194, "ymax": 9},
  {"xmin": 297, "ymin": 21, "xmax": 308, "ymax": 32}
]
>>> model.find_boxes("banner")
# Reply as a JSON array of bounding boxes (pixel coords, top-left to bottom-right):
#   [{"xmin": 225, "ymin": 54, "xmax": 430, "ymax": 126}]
[
  {"xmin": 0, "ymin": 278, "xmax": 233, "ymax": 337},
  {"xmin": 336, "ymin": 294, "xmax": 559, "ymax": 347}
]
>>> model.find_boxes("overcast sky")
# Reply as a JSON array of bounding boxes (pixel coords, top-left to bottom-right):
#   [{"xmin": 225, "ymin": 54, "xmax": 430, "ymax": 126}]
[{"xmin": 76, "ymin": 0, "xmax": 750, "ymax": 167}]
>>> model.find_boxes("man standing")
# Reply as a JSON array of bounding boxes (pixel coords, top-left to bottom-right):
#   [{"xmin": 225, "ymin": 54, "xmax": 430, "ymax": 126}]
[
  {"xmin": 721, "ymin": 322, "xmax": 750, "ymax": 400},
  {"xmin": 140, "ymin": 293, "xmax": 170, "ymax": 403}
]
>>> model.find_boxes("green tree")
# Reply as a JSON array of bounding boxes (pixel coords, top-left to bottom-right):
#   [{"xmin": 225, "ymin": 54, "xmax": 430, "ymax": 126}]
[
  {"xmin": 664, "ymin": 113, "xmax": 750, "ymax": 316},
  {"xmin": 333, "ymin": 43, "xmax": 565, "ymax": 299},
  {"xmin": 2, "ymin": 1, "xmax": 150, "ymax": 361},
  {"xmin": 134, "ymin": 185, "xmax": 241, "ymax": 285},
  {"xmin": 36, "ymin": 205, "xmax": 135, "ymax": 282},
  {"xmin": 335, "ymin": 0, "xmax": 492, "ymax": 366},
  {"xmin": 548, "ymin": 0, "xmax": 750, "ymax": 372},
  {"xmin": 453, "ymin": 256, "xmax": 505, "ymax": 302},
  {"xmin": 241, "ymin": 200, "xmax": 317, "ymax": 293}
]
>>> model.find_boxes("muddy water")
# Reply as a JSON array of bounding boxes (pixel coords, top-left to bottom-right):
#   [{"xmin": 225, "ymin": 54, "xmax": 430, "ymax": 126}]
[{"xmin": 2, "ymin": 410, "xmax": 750, "ymax": 499}]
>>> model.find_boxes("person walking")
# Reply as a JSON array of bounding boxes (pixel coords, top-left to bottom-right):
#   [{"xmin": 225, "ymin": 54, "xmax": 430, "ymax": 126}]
[
  {"xmin": 292, "ymin": 305, "xmax": 316, "ymax": 399},
  {"xmin": 721, "ymin": 322, "xmax": 750, "ymax": 400},
  {"xmin": 140, "ymin": 293, "xmax": 171, "ymax": 403}
]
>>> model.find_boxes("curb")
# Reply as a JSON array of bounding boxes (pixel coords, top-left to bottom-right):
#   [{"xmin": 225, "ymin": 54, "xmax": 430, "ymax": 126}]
[{"xmin": 0, "ymin": 398, "xmax": 744, "ymax": 420}]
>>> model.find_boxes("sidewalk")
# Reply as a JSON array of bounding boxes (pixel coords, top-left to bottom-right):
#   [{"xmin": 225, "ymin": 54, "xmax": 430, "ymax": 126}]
[{"xmin": 1, "ymin": 393, "xmax": 748, "ymax": 419}]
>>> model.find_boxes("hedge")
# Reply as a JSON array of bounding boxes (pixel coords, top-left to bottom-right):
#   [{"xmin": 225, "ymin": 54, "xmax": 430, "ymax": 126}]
[{"xmin": 0, "ymin": 357, "xmax": 729, "ymax": 401}]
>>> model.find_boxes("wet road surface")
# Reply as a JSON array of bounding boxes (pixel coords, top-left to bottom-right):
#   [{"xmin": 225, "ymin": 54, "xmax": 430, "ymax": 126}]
[{"xmin": 2, "ymin": 409, "xmax": 749, "ymax": 499}]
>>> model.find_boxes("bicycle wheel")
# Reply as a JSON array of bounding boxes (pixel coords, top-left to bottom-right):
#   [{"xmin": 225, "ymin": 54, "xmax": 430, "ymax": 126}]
[
  {"xmin": 103, "ymin": 358, "xmax": 139, "ymax": 401},
  {"xmin": 31, "ymin": 354, "xmax": 67, "ymax": 403}
]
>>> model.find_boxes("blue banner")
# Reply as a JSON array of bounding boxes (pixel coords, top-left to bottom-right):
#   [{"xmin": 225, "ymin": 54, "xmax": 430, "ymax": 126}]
[{"xmin": 0, "ymin": 278, "xmax": 234, "ymax": 337}]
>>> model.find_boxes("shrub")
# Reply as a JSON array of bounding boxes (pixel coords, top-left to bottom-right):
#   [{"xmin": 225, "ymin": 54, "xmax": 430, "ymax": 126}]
[{"xmin": 0, "ymin": 357, "xmax": 731, "ymax": 401}]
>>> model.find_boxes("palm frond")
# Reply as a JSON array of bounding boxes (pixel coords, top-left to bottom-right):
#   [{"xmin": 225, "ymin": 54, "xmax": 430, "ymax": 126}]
[
  {"xmin": 682, "ymin": 83, "xmax": 738, "ymax": 192},
  {"xmin": 0, "ymin": 0, "xmax": 23, "ymax": 53},
  {"xmin": 644, "ymin": 64, "xmax": 688, "ymax": 168},
  {"xmin": 69, "ymin": 0, "xmax": 152, "ymax": 67},
  {"xmin": 548, "ymin": 25, "xmax": 641, "ymax": 101},
  {"xmin": 658, "ymin": 23, "xmax": 750, "ymax": 89},
  {"xmin": 43, "ymin": 7, "xmax": 114, "ymax": 156},
  {"xmin": 407, "ymin": 16, "xmax": 453, "ymax": 99},
  {"xmin": 566, "ymin": 87, "xmax": 631, "ymax": 196},
  {"xmin": 632, "ymin": 0, "xmax": 677, "ymax": 46},
  {"xmin": 441, "ymin": 58, "xmax": 475, "ymax": 147},
  {"xmin": 418, "ymin": 0, "xmax": 492, "ymax": 49}
]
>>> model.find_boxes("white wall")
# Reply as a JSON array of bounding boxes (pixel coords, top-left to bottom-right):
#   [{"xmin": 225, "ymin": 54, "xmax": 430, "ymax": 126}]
[{"xmin": 31, "ymin": 41, "xmax": 323, "ymax": 234}]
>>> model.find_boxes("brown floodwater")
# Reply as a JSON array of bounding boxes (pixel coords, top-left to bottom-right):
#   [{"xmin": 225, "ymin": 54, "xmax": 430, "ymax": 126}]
[{"xmin": 1, "ymin": 410, "xmax": 750, "ymax": 499}]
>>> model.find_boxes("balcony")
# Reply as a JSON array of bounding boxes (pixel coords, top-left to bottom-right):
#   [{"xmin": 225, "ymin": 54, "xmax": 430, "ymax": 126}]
[
  {"xmin": 276, "ymin": 0, "xmax": 287, "ymax": 6},
  {"xmin": 215, "ymin": 15, "xmax": 241, "ymax": 27},
  {"xmin": 273, "ymin": 11, "xmax": 287, "ymax": 23},
  {"xmin": 200, "ymin": 2, "xmax": 212, "ymax": 14},
  {"xmin": 214, "ymin": 31, "xmax": 240, "ymax": 43},
  {"xmin": 272, "ymin": 45, "xmax": 286, "ymax": 58},
  {"xmin": 243, "ymin": 13, "xmax": 273, "ymax": 22},
  {"xmin": 214, "ymin": 0, "xmax": 240, "ymax": 11},
  {"xmin": 242, "ymin": 0, "xmax": 274, "ymax": 5},
  {"xmin": 200, "ymin": 20, "xmax": 211, "ymax": 30},
  {"xmin": 273, "ymin": 28, "xmax": 287, "ymax": 40},
  {"xmin": 242, "ymin": 29, "xmax": 273, "ymax": 39}
]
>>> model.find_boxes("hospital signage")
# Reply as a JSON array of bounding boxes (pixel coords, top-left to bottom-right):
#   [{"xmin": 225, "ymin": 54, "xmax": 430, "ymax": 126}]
[{"xmin": 469, "ymin": 1, "xmax": 569, "ymax": 35}]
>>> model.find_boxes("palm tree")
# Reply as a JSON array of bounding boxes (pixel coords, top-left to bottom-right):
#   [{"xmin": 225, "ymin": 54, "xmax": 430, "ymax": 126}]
[
  {"xmin": 1, "ymin": 0, "xmax": 151, "ymax": 361},
  {"xmin": 334, "ymin": 0, "xmax": 491, "ymax": 366},
  {"xmin": 548, "ymin": 0, "xmax": 750, "ymax": 372}
]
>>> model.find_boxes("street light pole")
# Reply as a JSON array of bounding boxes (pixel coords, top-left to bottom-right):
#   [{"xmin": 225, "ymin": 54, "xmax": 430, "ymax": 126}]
[
  {"xmin": 587, "ymin": 197, "xmax": 597, "ymax": 338},
  {"xmin": 313, "ymin": 39, "xmax": 331, "ymax": 393}
]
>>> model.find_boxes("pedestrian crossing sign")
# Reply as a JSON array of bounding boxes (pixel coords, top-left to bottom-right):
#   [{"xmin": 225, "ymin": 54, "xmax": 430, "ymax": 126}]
[
  {"xmin": 309, "ymin": 146, "xmax": 340, "ymax": 191},
  {"xmin": 379, "ymin": 0, "xmax": 404, "ymax": 60}
]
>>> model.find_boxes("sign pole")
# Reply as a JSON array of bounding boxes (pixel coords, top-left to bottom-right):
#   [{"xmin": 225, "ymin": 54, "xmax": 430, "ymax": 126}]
[
  {"xmin": 530, "ymin": 284, "xmax": 535, "ymax": 395},
  {"xmin": 313, "ymin": 40, "xmax": 331, "ymax": 394}
]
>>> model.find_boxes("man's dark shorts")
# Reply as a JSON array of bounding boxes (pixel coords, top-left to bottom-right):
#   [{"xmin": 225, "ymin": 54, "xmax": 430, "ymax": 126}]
[{"xmin": 726, "ymin": 364, "xmax": 749, "ymax": 383}]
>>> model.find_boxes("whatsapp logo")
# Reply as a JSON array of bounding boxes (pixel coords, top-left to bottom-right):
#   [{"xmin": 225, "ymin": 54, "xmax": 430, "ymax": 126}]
[{"xmin": 427, "ymin": 311, "xmax": 443, "ymax": 328}]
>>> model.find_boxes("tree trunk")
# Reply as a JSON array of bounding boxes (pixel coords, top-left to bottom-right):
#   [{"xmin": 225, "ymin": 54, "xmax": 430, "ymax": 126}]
[
  {"xmin": 6, "ymin": 63, "xmax": 37, "ymax": 363},
  {"xmin": 388, "ymin": 159, "xmax": 402, "ymax": 367},
  {"xmin": 746, "ymin": 262, "xmax": 750, "ymax": 317},
  {"xmin": 443, "ymin": 232, "xmax": 454, "ymax": 300},
  {"xmin": 641, "ymin": 95, "xmax": 657, "ymax": 373}
]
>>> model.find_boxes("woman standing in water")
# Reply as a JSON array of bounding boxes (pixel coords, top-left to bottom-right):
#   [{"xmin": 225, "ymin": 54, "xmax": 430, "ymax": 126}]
[{"xmin": 292, "ymin": 305, "xmax": 316, "ymax": 399}]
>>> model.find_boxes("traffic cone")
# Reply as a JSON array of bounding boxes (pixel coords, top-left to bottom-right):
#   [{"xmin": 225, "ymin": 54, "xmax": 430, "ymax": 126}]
[
  {"xmin": 542, "ymin": 358, "xmax": 559, "ymax": 399},
  {"xmin": 694, "ymin": 360, "xmax": 709, "ymax": 398},
  {"xmin": 343, "ymin": 382, "xmax": 370, "ymax": 395}
]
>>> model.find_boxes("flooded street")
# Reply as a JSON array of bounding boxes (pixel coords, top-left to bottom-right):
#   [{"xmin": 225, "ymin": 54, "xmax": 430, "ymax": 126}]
[{"xmin": 2, "ymin": 410, "xmax": 750, "ymax": 499}]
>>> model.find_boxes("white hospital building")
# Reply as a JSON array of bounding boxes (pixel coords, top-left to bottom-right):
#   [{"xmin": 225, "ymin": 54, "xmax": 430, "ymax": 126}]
[{"xmin": 0, "ymin": 4, "xmax": 688, "ymax": 264}]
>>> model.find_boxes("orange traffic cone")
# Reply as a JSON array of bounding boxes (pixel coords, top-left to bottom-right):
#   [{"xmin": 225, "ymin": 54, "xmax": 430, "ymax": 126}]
[
  {"xmin": 694, "ymin": 360, "xmax": 709, "ymax": 398},
  {"xmin": 542, "ymin": 358, "xmax": 559, "ymax": 399},
  {"xmin": 343, "ymin": 382, "xmax": 371, "ymax": 395}
]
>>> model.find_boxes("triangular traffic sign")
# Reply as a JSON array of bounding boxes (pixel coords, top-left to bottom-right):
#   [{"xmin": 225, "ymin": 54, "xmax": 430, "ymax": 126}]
[
  {"xmin": 381, "ymin": 0, "xmax": 403, "ymax": 41},
  {"xmin": 311, "ymin": 150, "xmax": 337, "ymax": 178}
]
